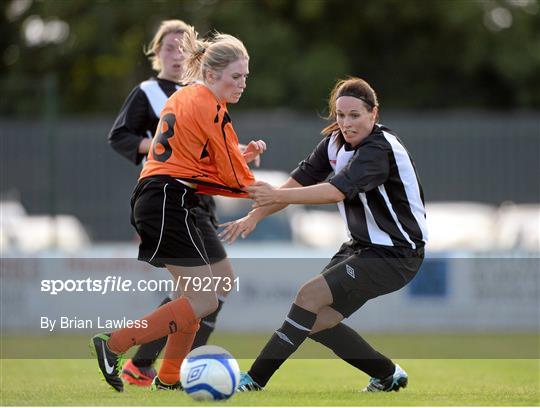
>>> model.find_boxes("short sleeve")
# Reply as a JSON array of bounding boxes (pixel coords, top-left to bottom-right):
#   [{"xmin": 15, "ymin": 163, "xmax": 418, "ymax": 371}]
[{"xmin": 290, "ymin": 137, "xmax": 332, "ymax": 186}]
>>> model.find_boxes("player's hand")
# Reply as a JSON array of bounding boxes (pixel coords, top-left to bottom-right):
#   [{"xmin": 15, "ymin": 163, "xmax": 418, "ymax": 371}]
[
  {"xmin": 242, "ymin": 140, "xmax": 266, "ymax": 167},
  {"xmin": 246, "ymin": 181, "xmax": 278, "ymax": 208},
  {"xmin": 138, "ymin": 137, "xmax": 152, "ymax": 154},
  {"xmin": 218, "ymin": 214, "xmax": 259, "ymax": 244}
]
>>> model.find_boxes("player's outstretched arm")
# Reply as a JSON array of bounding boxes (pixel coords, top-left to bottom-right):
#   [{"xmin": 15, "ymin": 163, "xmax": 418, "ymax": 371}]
[
  {"xmin": 248, "ymin": 181, "xmax": 345, "ymax": 207},
  {"xmin": 219, "ymin": 177, "xmax": 300, "ymax": 244}
]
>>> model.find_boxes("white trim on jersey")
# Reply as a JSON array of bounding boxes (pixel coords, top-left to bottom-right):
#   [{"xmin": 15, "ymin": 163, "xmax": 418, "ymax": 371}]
[
  {"xmin": 336, "ymin": 201, "xmax": 352, "ymax": 240},
  {"xmin": 378, "ymin": 184, "xmax": 416, "ymax": 249},
  {"xmin": 140, "ymin": 80, "xmax": 168, "ymax": 118},
  {"xmin": 382, "ymin": 131, "xmax": 429, "ymax": 243},
  {"xmin": 329, "ymin": 133, "xmax": 354, "ymax": 239},
  {"xmin": 140, "ymin": 80, "xmax": 181, "ymax": 118},
  {"xmin": 358, "ymin": 192, "xmax": 394, "ymax": 246},
  {"xmin": 327, "ymin": 133, "xmax": 340, "ymax": 170}
]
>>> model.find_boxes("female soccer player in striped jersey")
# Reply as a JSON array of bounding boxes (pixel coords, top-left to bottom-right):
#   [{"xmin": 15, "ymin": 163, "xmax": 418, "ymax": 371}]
[
  {"xmin": 221, "ymin": 77, "xmax": 427, "ymax": 393},
  {"xmin": 108, "ymin": 19, "xmax": 264, "ymax": 389},
  {"xmin": 93, "ymin": 25, "xmax": 264, "ymax": 392}
]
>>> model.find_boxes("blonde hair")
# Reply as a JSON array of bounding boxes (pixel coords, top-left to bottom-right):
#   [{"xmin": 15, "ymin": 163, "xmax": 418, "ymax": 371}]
[
  {"xmin": 145, "ymin": 19, "xmax": 191, "ymax": 72},
  {"xmin": 322, "ymin": 77, "xmax": 379, "ymax": 139},
  {"xmin": 182, "ymin": 27, "xmax": 249, "ymax": 83}
]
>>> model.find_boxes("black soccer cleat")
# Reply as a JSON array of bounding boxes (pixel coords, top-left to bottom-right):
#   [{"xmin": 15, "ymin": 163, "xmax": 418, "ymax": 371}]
[
  {"xmin": 90, "ymin": 333, "xmax": 124, "ymax": 392},
  {"xmin": 151, "ymin": 376, "xmax": 184, "ymax": 391}
]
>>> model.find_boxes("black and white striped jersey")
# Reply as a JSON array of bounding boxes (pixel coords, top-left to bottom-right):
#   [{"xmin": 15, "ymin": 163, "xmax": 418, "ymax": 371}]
[
  {"xmin": 108, "ymin": 77, "xmax": 182, "ymax": 165},
  {"xmin": 291, "ymin": 124, "xmax": 428, "ymax": 249}
]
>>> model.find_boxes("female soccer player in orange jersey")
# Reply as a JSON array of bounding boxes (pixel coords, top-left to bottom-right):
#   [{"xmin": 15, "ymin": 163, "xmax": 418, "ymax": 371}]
[
  {"xmin": 108, "ymin": 20, "xmax": 264, "ymax": 389},
  {"xmin": 92, "ymin": 26, "xmax": 263, "ymax": 392}
]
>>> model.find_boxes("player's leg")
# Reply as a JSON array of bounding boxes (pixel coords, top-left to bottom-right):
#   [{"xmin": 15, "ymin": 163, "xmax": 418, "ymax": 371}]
[
  {"xmin": 307, "ymin": 241, "xmax": 392, "ymax": 378},
  {"xmin": 239, "ymin": 245, "xmax": 422, "ymax": 392},
  {"xmin": 153, "ymin": 262, "xmax": 217, "ymax": 389},
  {"xmin": 91, "ymin": 179, "xmax": 216, "ymax": 392},
  {"xmin": 145, "ymin": 195, "xmax": 217, "ymax": 389},
  {"xmin": 237, "ymin": 243, "xmax": 357, "ymax": 391},
  {"xmin": 308, "ymin": 246, "xmax": 424, "ymax": 392},
  {"xmin": 122, "ymin": 210, "xmax": 234, "ymax": 388},
  {"xmin": 191, "ymin": 211, "xmax": 233, "ymax": 349},
  {"xmin": 121, "ymin": 295, "xmax": 172, "ymax": 386},
  {"xmin": 92, "ymin": 262, "xmax": 216, "ymax": 392},
  {"xmin": 237, "ymin": 274, "xmax": 399, "ymax": 392},
  {"xmin": 238, "ymin": 274, "xmax": 333, "ymax": 391},
  {"xmin": 309, "ymin": 306, "xmax": 396, "ymax": 385},
  {"xmin": 122, "ymin": 209, "xmax": 230, "ymax": 386},
  {"xmin": 191, "ymin": 257, "xmax": 233, "ymax": 348}
]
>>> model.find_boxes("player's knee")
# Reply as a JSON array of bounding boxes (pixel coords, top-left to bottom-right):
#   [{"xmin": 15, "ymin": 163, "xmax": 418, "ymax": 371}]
[
  {"xmin": 294, "ymin": 283, "xmax": 322, "ymax": 312},
  {"xmin": 214, "ymin": 260, "xmax": 235, "ymax": 279},
  {"xmin": 311, "ymin": 311, "xmax": 339, "ymax": 333},
  {"xmin": 186, "ymin": 292, "xmax": 218, "ymax": 318},
  {"xmin": 201, "ymin": 293, "xmax": 219, "ymax": 317},
  {"xmin": 221, "ymin": 263, "xmax": 235, "ymax": 280},
  {"xmin": 319, "ymin": 316, "xmax": 340, "ymax": 331},
  {"xmin": 212, "ymin": 259, "xmax": 236, "ymax": 298},
  {"xmin": 217, "ymin": 270, "xmax": 235, "ymax": 298}
]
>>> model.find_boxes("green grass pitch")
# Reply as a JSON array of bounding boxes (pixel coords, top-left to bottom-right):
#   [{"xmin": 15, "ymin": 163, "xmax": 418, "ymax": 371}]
[{"xmin": 1, "ymin": 333, "xmax": 538, "ymax": 406}]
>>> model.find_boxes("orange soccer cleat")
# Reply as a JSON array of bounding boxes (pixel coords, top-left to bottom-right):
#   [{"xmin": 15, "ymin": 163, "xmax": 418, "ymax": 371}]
[{"xmin": 121, "ymin": 359, "xmax": 157, "ymax": 387}]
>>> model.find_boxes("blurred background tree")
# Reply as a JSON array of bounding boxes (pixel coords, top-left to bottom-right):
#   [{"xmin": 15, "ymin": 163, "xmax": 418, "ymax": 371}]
[{"xmin": 2, "ymin": 0, "xmax": 540, "ymax": 115}]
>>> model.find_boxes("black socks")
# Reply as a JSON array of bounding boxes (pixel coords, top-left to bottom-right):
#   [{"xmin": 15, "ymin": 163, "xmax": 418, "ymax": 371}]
[
  {"xmin": 249, "ymin": 304, "xmax": 317, "ymax": 387},
  {"xmin": 310, "ymin": 323, "xmax": 395, "ymax": 379}
]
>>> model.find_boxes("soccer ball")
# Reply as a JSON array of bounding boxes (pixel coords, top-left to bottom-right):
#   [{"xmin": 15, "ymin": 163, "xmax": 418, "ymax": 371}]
[{"xmin": 180, "ymin": 345, "xmax": 240, "ymax": 401}]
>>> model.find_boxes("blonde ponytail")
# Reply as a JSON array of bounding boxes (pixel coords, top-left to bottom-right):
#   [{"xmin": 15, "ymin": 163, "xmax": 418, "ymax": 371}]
[
  {"xmin": 181, "ymin": 26, "xmax": 211, "ymax": 83},
  {"xmin": 181, "ymin": 29, "xmax": 249, "ymax": 83}
]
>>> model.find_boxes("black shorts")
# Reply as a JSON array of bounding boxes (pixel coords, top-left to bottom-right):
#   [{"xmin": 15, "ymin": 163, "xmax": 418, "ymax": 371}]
[
  {"xmin": 191, "ymin": 205, "xmax": 227, "ymax": 263},
  {"xmin": 321, "ymin": 240, "xmax": 424, "ymax": 318},
  {"xmin": 130, "ymin": 176, "xmax": 227, "ymax": 268},
  {"xmin": 196, "ymin": 194, "xmax": 220, "ymax": 229}
]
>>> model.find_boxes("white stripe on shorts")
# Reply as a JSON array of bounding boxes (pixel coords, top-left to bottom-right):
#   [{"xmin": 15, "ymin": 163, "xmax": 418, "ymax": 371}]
[
  {"xmin": 149, "ymin": 183, "xmax": 168, "ymax": 263},
  {"xmin": 181, "ymin": 189, "xmax": 209, "ymax": 265}
]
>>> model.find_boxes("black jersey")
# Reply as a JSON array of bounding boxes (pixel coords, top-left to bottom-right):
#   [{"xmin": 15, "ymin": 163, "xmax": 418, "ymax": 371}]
[
  {"xmin": 291, "ymin": 124, "xmax": 428, "ymax": 249},
  {"xmin": 108, "ymin": 77, "xmax": 181, "ymax": 165},
  {"xmin": 108, "ymin": 77, "xmax": 217, "ymax": 221}
]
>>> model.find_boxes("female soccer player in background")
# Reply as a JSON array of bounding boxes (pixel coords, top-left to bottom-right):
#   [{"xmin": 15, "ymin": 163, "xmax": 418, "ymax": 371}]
[
  {"xmin": 93, "ymin": 26, "xmax": 262, "ymax": 392},
  {"xmin": 108, "ymin": 19, "xmax": 265, "ymax": 389},
  {"xmin": 221, "ymin": 77, "xmax": 427, "ymax": 392}
]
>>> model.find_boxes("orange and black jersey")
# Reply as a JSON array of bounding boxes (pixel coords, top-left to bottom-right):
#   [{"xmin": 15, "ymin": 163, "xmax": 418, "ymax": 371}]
[{"xmin": 140, "ymin": 83, "xmax": 255, "ymax": 197}]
